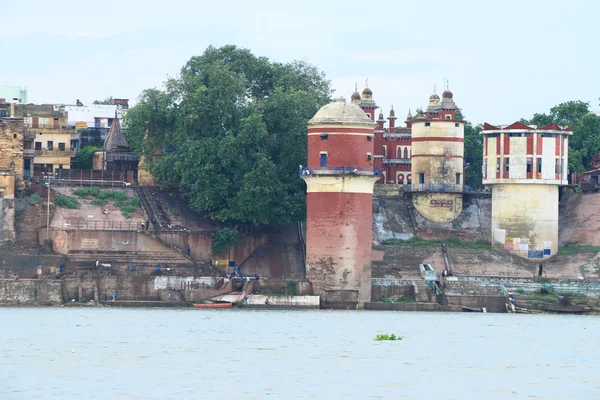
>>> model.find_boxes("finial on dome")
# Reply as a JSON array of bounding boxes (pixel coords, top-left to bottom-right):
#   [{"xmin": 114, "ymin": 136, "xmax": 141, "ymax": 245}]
[
  {"xmin": 434, "ymin": 84, "xmax": 436, "ymax": 94},
  {"xmin": 337, "ymin": 96, "xmax": 346, "ymax": 103}
]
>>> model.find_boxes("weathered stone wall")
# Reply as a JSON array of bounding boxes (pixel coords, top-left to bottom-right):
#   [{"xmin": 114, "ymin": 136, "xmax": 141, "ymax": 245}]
[
  {"xmin": 0, "ymin": 118, "xmax": 24, "ymax": 191},
  {"xmin": 0, "ymin": 254, "xmax": 65, "ymax": 279},
  {"xmin": 373, "ymin": 193, "xmax": 491, "ymax": 242},
  {"xmin": 0, "ymin": 279, "xmax": 62, "ymax": 305}
]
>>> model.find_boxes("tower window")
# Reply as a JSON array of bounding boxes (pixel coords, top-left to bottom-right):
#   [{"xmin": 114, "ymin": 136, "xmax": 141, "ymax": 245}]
[
  {"xmin": 456, "ymin": 173, "xmax": 461, "ymax": 184},
  {"xmin": 320, "ymin": 153, "xmax": 328, "ymax": 167},
  {"xmin": 496, "ymin": 158, "xmax": 500, "ymax": 173},
  {"xmin": 455, "ymin": 123, "xmax": 459, "ymax": 127},
  {"xmin": 320, "ymin": 134, "xmax": 328, "ymax": 141},
  {"xmin": 419, "ymin": 173, "xmax": 424, "ymax": 184},
  {"xmin": 382, "ymin": 145, "xmax": 387, "ymax": 158},
  {"xmin": 367, "ymin": 135, "xmax": 372, "ymax": 142},
  {"xmin": 505, "ymin": 157, "xmax": 510, "ymax": 172},
  {"xmin": 537, "ymin": 158, "xmax": 542, "ymax": 173},
  {"xmin": 526, "ymin": 158, "xmax": 532, "ymax": 173},
  {"xmin": 555, "ymin": 158, "xmax": 559, "ymax": 174},
  {"xmin": 425, "ymin": 122, "xmax": 431, "ymax": 127}
]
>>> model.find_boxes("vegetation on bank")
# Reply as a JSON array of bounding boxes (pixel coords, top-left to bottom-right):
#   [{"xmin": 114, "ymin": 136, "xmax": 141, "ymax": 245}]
[
  {"xmin": 381, "ymin": 295, "xmax": 415, "ymax": 303},
  {"xmin": 374, "ymin": 334, "xmax": 403, "ymax": 341},
  {"xmin": 124, "ymin": 45, "xmax": 333, "ymax": 227},
  {"xmin": 56, "ymin": 193, "xmax": 79, "ymax": 209},
  {"xmin": 558, "ymin": 245, "xmax": 600, "ymax": 255},
  {"xmin": 381, "ymin": 236, "xmax": 491, "ymax": 250},
  {"xmin": 72, "ymin": 187, "xmax": 140, "ymax": 218}
]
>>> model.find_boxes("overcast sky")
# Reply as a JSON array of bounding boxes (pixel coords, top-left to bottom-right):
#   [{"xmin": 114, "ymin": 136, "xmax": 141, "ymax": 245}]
[{"xmin": 2, "ymin": 0, "xmax": 598, "ymax": 124}]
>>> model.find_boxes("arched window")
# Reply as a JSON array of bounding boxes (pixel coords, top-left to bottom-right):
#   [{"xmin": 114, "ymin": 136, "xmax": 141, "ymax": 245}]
[
  {"xmin": 382, "ymin": 171, "xmax": 387, "ymax": 185},
  {"xmin": 396, "ymin": 147, "xmax": 401, "ymax": 159},
  {"xmin": 403, "ymin": 148, "xmax": 408, "ymax": 159},
  {"xmin": 407, "ymin": 174, "xmax": 412, "ymax": 184},
  {"xmin": 397, "ymin": 173, "xmax": 404, "ymax": 183},
  {"xmin": 382, "ymin": 145, "xmax": 387, "ymax": 158}
]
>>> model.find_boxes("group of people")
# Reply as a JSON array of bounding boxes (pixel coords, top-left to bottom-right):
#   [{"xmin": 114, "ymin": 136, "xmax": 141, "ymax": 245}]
[
  {"xmin": 442, "ymin": 269, "xmax": 453, "ymax": 278},
  {"xmin": 103, "ymin": 290, "xmax": 119, "ymax": 302}
]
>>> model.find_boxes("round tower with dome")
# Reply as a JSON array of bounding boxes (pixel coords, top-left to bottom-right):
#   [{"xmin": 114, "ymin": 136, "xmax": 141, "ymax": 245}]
[
  {"xmin": 301, "ymin": 97, "xmax": 379, "ymax": 308},
  {"xmin": 409, "ymin": 85, "xmax": 467, "ymax": 223}
]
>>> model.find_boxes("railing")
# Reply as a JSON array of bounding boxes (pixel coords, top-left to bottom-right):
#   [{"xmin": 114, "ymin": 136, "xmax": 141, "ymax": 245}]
[
  {"xmin": 34, "ymin": 149, "xmax": 75, "ymax": 157},
  {"xmin": 382, "ymin": 159, "xmax": 411, "ymax": 166},
  {"xmin": 22, "ymin": 130, "xmax": 36, "ymax": 140},
  {"xmin": 26, "ymin": 123, "xmax": 73, "ymax": 130},
  {"xmin": 105, "ymin": 153, "xmax": 140, "ymax": 162},
  {"xmin": 299, "ymin": 166, "xmax": 381, "ymax": 176},
  {"xmin": 405, "ymin": 183, "xmax": 472, "ymax": 193},
  {"xmin": 59, "ymin": 220, "xmax": 141, "ymax": 231},
  {"xmin": 383, "ymin": 133, "xmax": 412, "ymax": 140}
]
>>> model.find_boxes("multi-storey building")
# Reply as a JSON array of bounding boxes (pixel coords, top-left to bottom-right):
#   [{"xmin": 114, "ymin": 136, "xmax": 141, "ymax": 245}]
[
  {"xmin": 11, "ymin": 104, "xmax": 75, "ymax": 174},
  {"xmin": 481, "ymin": 122, "xmax": 571, "ymax": 258}
]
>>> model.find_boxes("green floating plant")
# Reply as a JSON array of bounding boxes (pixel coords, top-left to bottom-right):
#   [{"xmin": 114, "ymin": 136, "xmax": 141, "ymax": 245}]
[{"xmin": 374, "ymin": 334, "xmax": 403, "ymax": 341}]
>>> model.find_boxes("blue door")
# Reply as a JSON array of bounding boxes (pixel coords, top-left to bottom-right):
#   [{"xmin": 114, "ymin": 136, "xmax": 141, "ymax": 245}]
[{"xmin": 320, "ymin": 154, "xmax": 327, "ymax": 167}]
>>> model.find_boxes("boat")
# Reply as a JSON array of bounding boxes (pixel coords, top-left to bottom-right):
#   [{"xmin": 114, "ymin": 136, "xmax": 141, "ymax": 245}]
[
  {"xmin": 193, "ymin": 303, "xmax": 232, "ymax": 309},
  {"xmin": 461, "ymin": 306, "xmax": 486, "ymax": 313},
  {"xmin": 541, "ymin": 303, "xmax": 588, "ymax": 314}
]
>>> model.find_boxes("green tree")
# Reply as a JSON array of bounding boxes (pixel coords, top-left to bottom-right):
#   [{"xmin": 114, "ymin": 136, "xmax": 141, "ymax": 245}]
[
  {"xmin": 93, "ymin": 96, "xmax": 114, "ymax": 105},
  {"xmin": 521, "ymin": 101, "xmax": 600, "ymax": 172},
  {"xmin": 455, "ymin": 110, "xmax": 483, "ymax": 188},
  {"xmin": 125, "ymin": 45, "xmax": 332, "ymax": 226},
  {"xmin": 74, "ymin": 145, "xmax": 102, "ymax": 169}
]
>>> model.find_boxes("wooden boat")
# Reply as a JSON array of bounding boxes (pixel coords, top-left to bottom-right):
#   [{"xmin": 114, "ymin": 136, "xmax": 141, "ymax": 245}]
[
  {"xmin": 542, "ymin": 303, "xmax": 588, "ymax": 314},
  {"xmin": 461, "ymin": 306, "xmax": 486, "ymax": 313},
  {"xmin": 193, "ymin": 303, "xmax": 232, "ymax": 309}
]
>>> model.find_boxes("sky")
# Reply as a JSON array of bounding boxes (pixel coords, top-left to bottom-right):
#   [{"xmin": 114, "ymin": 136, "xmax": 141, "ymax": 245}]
[{"xmin": 1, "ymin": 0, "xmax": 599, "ymax": 125}]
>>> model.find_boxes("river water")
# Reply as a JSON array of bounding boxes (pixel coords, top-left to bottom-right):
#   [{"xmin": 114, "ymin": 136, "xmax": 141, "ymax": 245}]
[{"xmin": 1, "ymin": 308, "xmax": 599, "ymax": 400}]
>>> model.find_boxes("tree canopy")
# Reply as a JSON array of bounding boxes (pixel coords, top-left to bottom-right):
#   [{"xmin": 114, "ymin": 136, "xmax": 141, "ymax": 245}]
[
  {"xmin": 125, "ymin": 45, "xmax": 332, "ymax": 226},
  {"xmin": 457, "ymin": 110, "xmax": 483, "ymax": 188},
  {"xmin": 521, "ymin": 101, "xmax": 600, "ymax": 172},
  {"xmin": 93, "ymin": 96, "xmax": 114, "ymax": 105}
]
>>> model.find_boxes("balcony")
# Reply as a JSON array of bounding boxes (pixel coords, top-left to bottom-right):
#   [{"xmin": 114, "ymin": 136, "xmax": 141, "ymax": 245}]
[
  {"xmin": 383, "ymin": 133, "xmax": 412, "ymax": 140},
  {"xmin": 22, "ymin": 130, "xmax": 36, "ymax": 140},
  {"xmin": 382, "ymin": 159, "xmax": 411, "ymax": 166},
  {"xmin": 105, "ymin": 153, "xmax": 140, "ymax": 162},
  {"xmin": 299, "ymin": 165, "xmax": 381, "ymax": 177},
  {"xmin": 23, "ymin": 149, "xmax": 35, "ymax": 158},
  {"xmin": 405, "ymin": 183, "xmax": 472, "ymax": 193},
  {"xmin": 35, "ymin": 149, "xmax": 75, "ymax": 157}
]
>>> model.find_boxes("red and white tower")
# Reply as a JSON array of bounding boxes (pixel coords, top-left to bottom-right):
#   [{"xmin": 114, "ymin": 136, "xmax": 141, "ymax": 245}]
[{"xmin": 301, "ymin": 98, "xmax": 378, "ymax": 307}]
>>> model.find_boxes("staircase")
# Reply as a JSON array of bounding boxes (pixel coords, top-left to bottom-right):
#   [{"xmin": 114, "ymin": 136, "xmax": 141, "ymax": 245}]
[
  {"xmin": 67, "ymin": 249, "xmax": 195, "ymax": 275},
  {"xmin": 413, "ymin": 280, "xmax": 437, "ymax": 303}
]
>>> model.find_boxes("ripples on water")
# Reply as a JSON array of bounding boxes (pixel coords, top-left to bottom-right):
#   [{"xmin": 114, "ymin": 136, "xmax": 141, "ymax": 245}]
[{"xmin": 1, "ymin": 308, "xmax": 599, "ymax": 399}]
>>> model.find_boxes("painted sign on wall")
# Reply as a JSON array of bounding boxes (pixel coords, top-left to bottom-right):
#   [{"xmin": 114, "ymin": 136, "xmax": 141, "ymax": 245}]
[
  {"xmin": 80, "ymin": 239, "xmax": 99, "ymax": 249},
  {"xmin": 430, "ymin": 199, "xmax": 453, "ymax": 208},
  {"xmin": 528, "ymin": 250, "xmax": 544, "ymax": 258}
]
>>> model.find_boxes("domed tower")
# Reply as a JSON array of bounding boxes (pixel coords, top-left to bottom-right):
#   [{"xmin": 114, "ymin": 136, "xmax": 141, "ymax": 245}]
[
  {"xmin": 359, "ymin": 80, "xmax": 378, "ymax": 121},
  {"xmin": 301, "ymin": 98, "xmax": 378, "ymax": 308},
  {"xmin": 482, "ymin": 121, "xmax": 572, "ymax": 259},
  {"xmin": 409, "ymin": 87, "xmax": 466, "ymax": 223},
  {"xmin": 350, "ymin": 83, "xmax": 361, "ymax": 105}
]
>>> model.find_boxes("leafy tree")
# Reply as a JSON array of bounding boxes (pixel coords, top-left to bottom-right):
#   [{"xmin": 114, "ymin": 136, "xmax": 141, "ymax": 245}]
[
  {"xmin": 125, "ymin": 45, "xmax": 332, "ymax": 226},
  {"xmin": 521, "ymin": 101, "xmax": 600, "ymax": 172},
  {"xmin": 455, "ymin": 110, "xmax": 483, "ymax": 188},
  {"xmin": 93, "ymin": 96, "xmax": 114, "ymax": 105},
  {"xmin": 74, "ymin": 145, "xmax": 103, "ymax": 169}
]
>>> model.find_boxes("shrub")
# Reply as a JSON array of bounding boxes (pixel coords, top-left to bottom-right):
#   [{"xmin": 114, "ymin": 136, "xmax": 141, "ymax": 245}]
[
  {"xmin": 30, "ymin": 193, "xmax": 41, "ymax": 201},
  {"xmin": 56, "ymin": 194, "xmax": 79, "ymax": 209},
  {"xmin": 212, "ymin": 228, "xmax": 242, "ymax": 254},
  {"xmin": 91, "ymin": 198, "xmax": 109, "ymax": 206}
]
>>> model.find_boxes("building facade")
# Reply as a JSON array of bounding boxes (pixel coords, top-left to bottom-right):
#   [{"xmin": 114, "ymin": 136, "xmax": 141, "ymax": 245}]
[
  {"xmin": 301, "ymin": 98, "xmax": 378, "ymax": 307},
  {"xmin": 0, "ymin": 117, "xmax": 25, "ymax": 241},
  {"xmin": 409, "ymin": 88, "xmax": 467, "ymax": 222},
  {"xmin": 11, "ymin": 104, "xmax": 74, "ymax": 174},
  {"xmin": 351, "ymin": 84, "xmax": 412, "ymax": 185},
  {"xmin": 0, "ymin": 86, "xmax": 28, "ymax": 104},
  {"xmin": 481, "ymin": 122, "xmax": 571, "ymax": 258}
]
